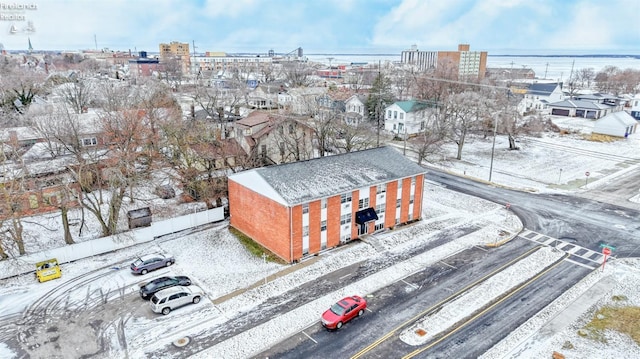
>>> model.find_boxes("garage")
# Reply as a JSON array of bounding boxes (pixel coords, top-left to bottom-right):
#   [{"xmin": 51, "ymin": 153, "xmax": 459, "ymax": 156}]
[{"xmin": 552, "ymin": 109, "xmax": 570, "ymax": 116}]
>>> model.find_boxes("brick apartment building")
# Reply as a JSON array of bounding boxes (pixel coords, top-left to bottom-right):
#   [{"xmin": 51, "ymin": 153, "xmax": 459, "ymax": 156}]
[{"xmin": 228, "ymin": 146, "xmax": 426, "ymax": 263}]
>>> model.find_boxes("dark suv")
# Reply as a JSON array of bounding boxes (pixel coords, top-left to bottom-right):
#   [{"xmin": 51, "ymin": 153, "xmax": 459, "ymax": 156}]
[
  {"xmin": 130, "ymin": 253, "xmax": 175, "ymax": 275},
  {"xmin": 140, "ymin": 276, "xmax": 192, "ymax": 300}
]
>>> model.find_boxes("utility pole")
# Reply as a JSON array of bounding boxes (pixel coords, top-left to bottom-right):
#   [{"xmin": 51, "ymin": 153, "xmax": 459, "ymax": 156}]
[
  {"xmin": 94, "ymin": 34, "xmax": 97, "ymax": 51},
  {"xmin": 377, "ymin": 60, "xmax": 381, "ymax": 147},
  {"xmin": 544, "ymin": 62, "xmax": 549, "ymax": 79},
  {"xmin": 192, "ymin": 40, "xmax": 197, "ymax": 75}
]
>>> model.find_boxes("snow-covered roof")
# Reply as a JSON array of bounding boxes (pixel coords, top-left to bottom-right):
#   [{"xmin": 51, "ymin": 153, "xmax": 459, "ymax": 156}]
[
  {"xmin": 548, "ymin": 99, "xmax": 611, "ymax": 110},
  {"xmin": 595, "ymin": 111, "xmax": 637, "ymax": 126},
  {"xmin": 229, "ymin": 146, "xmax": 426, "ymax": 206},
  {"xmin": 0, "ymin": 126, "xmax": 41, "ymax": 142}
]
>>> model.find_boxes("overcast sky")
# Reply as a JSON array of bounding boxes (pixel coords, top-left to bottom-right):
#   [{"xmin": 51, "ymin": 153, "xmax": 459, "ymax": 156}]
[{"xmin": 1, "ymin": 0, "xmax": 639, "ymax": 54}]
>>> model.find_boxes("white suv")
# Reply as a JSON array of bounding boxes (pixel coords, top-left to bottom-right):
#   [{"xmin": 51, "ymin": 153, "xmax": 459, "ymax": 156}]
[{"xmin": 150, "ymin": 286, "xmax": 203, "ymax": 315}]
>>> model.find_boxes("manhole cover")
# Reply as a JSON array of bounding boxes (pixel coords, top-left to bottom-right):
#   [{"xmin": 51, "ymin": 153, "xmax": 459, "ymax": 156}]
[
  {"xmin": 173, "ymin": 337, "xmax": 191, "ymax": 347},
  {"xmin": 415, "ymin": 328, "xmax": 427, "ymax": 336}
]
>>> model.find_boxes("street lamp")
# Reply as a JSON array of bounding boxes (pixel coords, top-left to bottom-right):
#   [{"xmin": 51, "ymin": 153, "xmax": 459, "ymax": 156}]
[{"xmin": 488, "ymin": 116, "xmax": 498, "ymax": 182}]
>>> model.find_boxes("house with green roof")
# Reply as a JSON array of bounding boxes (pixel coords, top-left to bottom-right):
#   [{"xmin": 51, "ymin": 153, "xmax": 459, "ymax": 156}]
[{"xmin": 383, "ymin": 100, "xmax": 437, "ymax": 137}]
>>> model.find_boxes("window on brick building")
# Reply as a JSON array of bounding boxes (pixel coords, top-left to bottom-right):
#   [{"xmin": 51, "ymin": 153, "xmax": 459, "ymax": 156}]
[
  {"xmin": 376, "ymin": 183, "xmax": 386, "ymax": 194},
  {"xmin": 340, "ymin": 213, "xmax": 352, "ymax": 225},
  {"xmin": 340, "ymin": 193, "xmax": 352, "ymax": 203},
  {"xmin": 302, "ymin": 203, "xmax": 309, "ymax": 214},
  {"xmin": 321, "ymin": 199, "xmax": 327, "ymax": 209},
  {"xmin": 396, "ymin": 199, "xmax": 401, "ymax": 208},
  {"xmin": 358, "ymin": 197, "xmax": 369, "ymax": 209},
  {"xmin": 321, "ymin": 220, "xmax": 327, "ymax": 232},
  {"xmin": 302, "ymin": 226, "xmax": 309, "ymax": 237}
]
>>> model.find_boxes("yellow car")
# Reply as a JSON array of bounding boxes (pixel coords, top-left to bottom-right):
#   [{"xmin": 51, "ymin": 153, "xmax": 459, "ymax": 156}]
[{"xmin": 35, "ymin": 258, "xmax": 62, "ymax": 283}]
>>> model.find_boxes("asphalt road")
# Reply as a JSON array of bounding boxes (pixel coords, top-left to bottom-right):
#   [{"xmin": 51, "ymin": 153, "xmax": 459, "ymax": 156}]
[
  {"xmin": 257, "ymin": 168, "xmax": 640, "ymax": 359},
  {"xmin": 425, "ymin": 169, "xmax": 640, "ymax": 258},
  {"xmin": 255, "ymin": 239, "xmax": 541, "ymax": 359}
]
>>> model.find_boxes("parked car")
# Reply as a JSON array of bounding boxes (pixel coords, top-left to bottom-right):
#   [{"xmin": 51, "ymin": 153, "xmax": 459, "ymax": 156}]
[
  {"xmin": 150, "ymin": 286, "xmax": 203, "ymax": 315},
  {"xmin": 130, "ymin": 253, "xmax": 175, "ymax": 275},
  {"xmin": 35, "ymin": 258, "xmax": 62, "ymax": 283},
  {"xmin": 139, "ymin": 276, "xmax": 192, "ymax": 300},
  {"xmin": 321, "ymin": 295, "xmax": 367, "ymax": 330}
]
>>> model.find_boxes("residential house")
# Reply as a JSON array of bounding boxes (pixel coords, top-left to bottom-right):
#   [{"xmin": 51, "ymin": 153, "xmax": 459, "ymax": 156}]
[
  {"xmin": 593, "ymin": 111, "xmax": 638, "ymax": 138},
  {"xmin": 384, "ymin": 100, "xmax": 437, "ymax": 137},
  {"xmin": 548, "ymin": 99, "xmax": 613, "ymax": 119},
  {"xmin": 0, "ymin": 126, "xmax": 42, "ymax": 153},
  {"xmin": 0, "ymin": 126, "xmax": 83, "ymax": 219},
  {"xmin": 518, "ymin": 83, "xmax": 564, "ymax": 114},
  {"xmin": 233, "ymin": 111, "xmax": 315, "ymax": 165},
  {"xmin": 630, "ymin": 94, "xmax": 640, "ymax": 121},
  {"xmin": 188, "ymin": 138, "xmax": 248, "ymax": 173},
  {"xmin": 285, "ymin": 87, "xmax": 328, "ymax": 115},
  {"xmin": 573, "ymin": 93, "xmax": 625, "ymax": 112},
  {"xmin": 247, "ymin": 85, "xmax": 278, "ymax": 110},
  {"xmin": 0, "ymin": 155, "xmax": 82, "ymax": 219},
  {"xmin": 344, "ymin": 94, "xmax": 368, "ymax": 126},
  {"xmin": 227, "ymin": 146, "xmax": 426, "ymax": 263}
]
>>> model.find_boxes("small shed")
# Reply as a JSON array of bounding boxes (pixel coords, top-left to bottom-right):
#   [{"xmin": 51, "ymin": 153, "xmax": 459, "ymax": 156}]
[
  {"xmin": 127, "ymin": 207, "xmax": 152, "ymax": 229},
  {"xmin": 593, "ymin": 111, "xmax": 638, "ymax": 138}
]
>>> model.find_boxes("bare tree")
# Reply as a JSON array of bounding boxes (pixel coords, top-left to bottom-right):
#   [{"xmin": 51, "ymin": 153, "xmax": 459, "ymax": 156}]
[
  {"xmin": 593, "ymin": 66, "xmax": 640, "ymax": 95},
  {"xmin": 59, "ymin": 78, "xmax": 94, "ymax": 114},
  {"xmin": 309, "ymin": 109, "xmax": 340, "ymax": 157},
  {"xmin": 331, "ymin": 122, "xmax": 378, "ymax": 154},
  {"xmin": 575, "ymin": 68, "xmax": 596, "ymax": 89},
  {"xmin": 442, "ymin": 91, "xmax": 486, "ymax": 160},
  {"xmin": 270, "ymin": 117, "xmax": 315, "ymax": 163},
  {"xmin": 281, "ymin": 61, "xmax": 313, "ymax": 87}
]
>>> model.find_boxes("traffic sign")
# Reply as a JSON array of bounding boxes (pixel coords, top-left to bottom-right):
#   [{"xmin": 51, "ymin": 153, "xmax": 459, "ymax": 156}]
[
  {"xmin": 602, "ymin": 247, "xmax": 611, "ymax": 256},
  {"xmin": 585, "ymin": 171, "xmax": 590, "ymax": 177}
]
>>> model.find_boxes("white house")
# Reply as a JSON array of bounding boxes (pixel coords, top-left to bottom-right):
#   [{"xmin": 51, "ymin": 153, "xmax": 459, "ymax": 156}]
[
  {"xmin": 593, "ymin": 111, "xmax": 638, "ymax": 138},
  {"xmin": 629, "ymin": 94, "xmax": 640, "ymax": 121},
  {"xmin": 518, "ymin": 83, "xmax": 564, "ymax": 114},
  {"xmin": 344, "ymin": 94, "xmax": 367, "ymax": 126},
  {"xmin": 384, "ymin": 100, "xmax": 436, "ymax": 137}
]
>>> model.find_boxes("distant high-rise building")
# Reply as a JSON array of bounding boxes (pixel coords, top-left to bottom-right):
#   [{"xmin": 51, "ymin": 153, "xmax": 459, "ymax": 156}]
[
  {"xmin": 437, "ymin": 44, "xmax": 487, "ymax": 79},
  {"xmin": 401, "ymin": 44, "xmax": 487, "ymax": 79},
  {"xmin": 159, "ymin": 41, "xmax": 191, "ymax": 74}
]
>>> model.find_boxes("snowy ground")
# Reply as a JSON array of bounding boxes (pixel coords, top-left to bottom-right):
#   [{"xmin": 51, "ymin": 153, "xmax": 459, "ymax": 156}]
[{"xmin": 1, "ymin": 116, "xmax": 640, "ymax": 358}]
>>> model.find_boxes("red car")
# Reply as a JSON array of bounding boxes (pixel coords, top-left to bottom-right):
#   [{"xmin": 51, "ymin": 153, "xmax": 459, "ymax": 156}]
[{"xmin": 321, "ymin": 295, "xmax": 367, "ymax": 330}]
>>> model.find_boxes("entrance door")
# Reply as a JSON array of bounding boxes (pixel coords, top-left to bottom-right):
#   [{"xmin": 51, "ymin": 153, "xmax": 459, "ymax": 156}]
[{"xmin": 358, "ymin": 223, "xmax": 368, "ymax": 236}]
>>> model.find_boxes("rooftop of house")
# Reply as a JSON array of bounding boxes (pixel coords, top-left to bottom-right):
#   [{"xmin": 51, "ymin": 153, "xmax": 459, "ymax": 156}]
[
  {"xmin": 228, "ymin": 146, "xmax": 426, "ymax": 206},
  {"xmin": 235, "ymin": 111, "xmax": 272, "ymax": 127},
  {"xmin": 526, "ymin": 83, "xmax": 560, "ymax": 96},
  {"xmin": 548, "ymin": 99, "xmax": 612, "ymax": 110},
  {"xmin": 394, "ymin": 100, "xmax": 436, "ymax": 113},
  {"xmin": 597, "ymin": 110, "xmax": 637, "ymax": 126}
]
